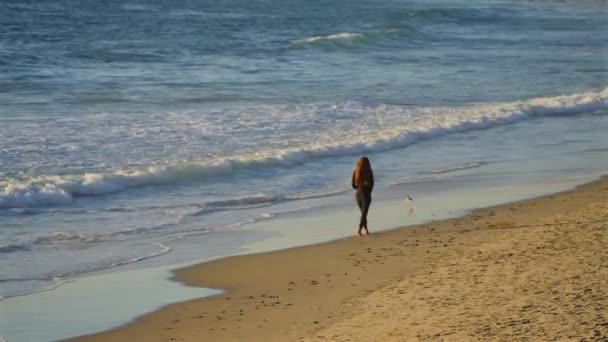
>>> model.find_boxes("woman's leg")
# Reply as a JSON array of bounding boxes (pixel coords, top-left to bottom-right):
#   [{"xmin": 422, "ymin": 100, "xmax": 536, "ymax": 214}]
[
  {"xmin": 355, "ymin": 190, "xmax": 365, "ymax": 234},
  {"xmin": 361, "ymin": 192, "xmax": 372, "ymax": 234}
]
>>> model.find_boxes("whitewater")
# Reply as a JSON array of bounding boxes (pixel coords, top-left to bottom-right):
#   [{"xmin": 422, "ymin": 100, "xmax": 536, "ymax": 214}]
[{"xmin": 2, "ymin": 88, "xmax": 606, "ymax": 209}]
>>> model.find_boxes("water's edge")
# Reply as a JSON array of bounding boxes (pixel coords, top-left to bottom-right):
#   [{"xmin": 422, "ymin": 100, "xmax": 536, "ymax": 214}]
[{"xmin": 47, "ymin": 171, "xmax": 606, "ymax": 342}]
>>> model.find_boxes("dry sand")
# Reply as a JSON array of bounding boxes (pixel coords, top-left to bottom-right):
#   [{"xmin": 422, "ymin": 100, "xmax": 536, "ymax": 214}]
[{"xmin": 70, "ymin": 177, "xmax": 608, "ymax": 341}]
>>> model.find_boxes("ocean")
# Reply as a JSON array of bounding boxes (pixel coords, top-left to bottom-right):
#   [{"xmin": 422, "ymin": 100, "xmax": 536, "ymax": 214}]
[{"xmin": 1, "ymin": 0, "xmax": 607, "ymax": 338}]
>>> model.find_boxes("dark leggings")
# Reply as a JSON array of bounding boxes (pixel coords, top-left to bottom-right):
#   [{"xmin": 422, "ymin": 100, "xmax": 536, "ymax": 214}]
[{"xmin": 355, "ymin": 189, "xmax": 372, "ymax": 229}]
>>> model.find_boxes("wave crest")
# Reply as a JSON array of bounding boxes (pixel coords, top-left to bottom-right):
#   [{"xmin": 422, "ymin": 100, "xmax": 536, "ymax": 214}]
[{"xmin": 292, "ymin": 32, "xmax": 364, "ymax": 44}]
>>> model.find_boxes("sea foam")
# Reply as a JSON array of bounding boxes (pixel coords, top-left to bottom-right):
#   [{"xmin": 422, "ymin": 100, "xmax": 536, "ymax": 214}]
[{"xmin": 1, "ymin": 88, "xmax": 606, "ymax": 209}]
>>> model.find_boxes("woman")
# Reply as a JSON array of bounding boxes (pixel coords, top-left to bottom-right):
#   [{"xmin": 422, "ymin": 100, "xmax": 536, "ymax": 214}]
[{"xmin": 351, "ymin": 156, "xmax": 374, "ymax": 236}]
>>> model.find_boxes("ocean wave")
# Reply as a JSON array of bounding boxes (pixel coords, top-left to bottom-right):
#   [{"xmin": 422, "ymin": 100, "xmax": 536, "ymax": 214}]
[
  {"xmin": 0, "ymin": 243, "xmax": 30, "ymax": 253},
  {"xmin": 0, "ymin": 164, "xmax": 229, "ymax": 209},
  {"xmin": 0, "ymin": 191, "xmax": 326, "ymax": 254},
  {"xmin": 204, "ymin": 194, "xmax": 278, "ymax": 208},
  {"xmin": 292, "ymin": 32, "xmax": 364, "ymax": 44},
  {"xmin": 1, "ymin": 88, "xmax": 606, "ymax": 209},
  {"xmin": 0, "ymin": 232, "xmax": 102, "ymax": 255},
  {"xmin": 427, "ymin": 161, "xmax": 487, "ymax": 175},
  {"xmin": 32, "ymin": 232, "xmax": 100, "ymax": 244},
  {"xmin": 191, "ymin": 195, "xmax": 277, "ymax": 216},
  {"xmin": 284, "ymin": 188, "xmax": 348, "ymax": 200},
  {"xmin": 291, "ymin": 24, "xmax": 438, "ymax": 47},
  {"xmin": 190, "ymin": 188, "xmax": 347, "ymax": 216}
]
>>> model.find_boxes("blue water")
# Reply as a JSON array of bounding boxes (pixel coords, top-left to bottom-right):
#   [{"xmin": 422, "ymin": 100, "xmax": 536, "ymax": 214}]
[{"xmin": 1, "ymin": 0, "xmax": 607, "ymax": 319}]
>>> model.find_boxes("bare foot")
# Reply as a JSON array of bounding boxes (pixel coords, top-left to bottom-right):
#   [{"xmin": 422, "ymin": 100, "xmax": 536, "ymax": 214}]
[
  {"xmin": 356, "ymin": 230, "xmax": 362, "ymax": 237},
  {"xmin": 363, "ymin": 228, "xmax": 370, "ymax": 236}
]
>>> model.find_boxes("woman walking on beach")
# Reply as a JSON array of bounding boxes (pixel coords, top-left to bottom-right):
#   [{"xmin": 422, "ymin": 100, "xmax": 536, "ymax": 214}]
[{"xmin": 352, "ymin": 156, "xmax": 374, "ymax": 236}]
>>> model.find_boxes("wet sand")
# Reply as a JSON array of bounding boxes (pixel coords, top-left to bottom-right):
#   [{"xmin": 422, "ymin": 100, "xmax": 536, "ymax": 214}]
[{"xmin": 69, "ymin": 176, "xmax": 608, "ymax": 341}]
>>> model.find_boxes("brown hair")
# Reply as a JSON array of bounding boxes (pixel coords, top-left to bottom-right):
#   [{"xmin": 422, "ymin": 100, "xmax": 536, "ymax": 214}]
[{"xmin": 354, "ymin": 156, "xmax": 373, "ymax": 188}]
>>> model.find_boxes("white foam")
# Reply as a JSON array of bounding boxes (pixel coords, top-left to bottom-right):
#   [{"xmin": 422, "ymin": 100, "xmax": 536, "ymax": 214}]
[
  {"xmin": 1, "ymin": 88, "xmax": 606, "ymax": 209},
  {"xmin": 292, "ymin": 32, "xmax": 364, "ymax": 44},
  {"xmin": 0, "ymin": 164, "xmax": 229, "ymax": 208},
  {"xmin": 0, "ymin": 183, "xmax": 72, "ymax": 208},
  {"xmin": 33, "ymin": 232, "xmax": 99, "ymax": 244}
]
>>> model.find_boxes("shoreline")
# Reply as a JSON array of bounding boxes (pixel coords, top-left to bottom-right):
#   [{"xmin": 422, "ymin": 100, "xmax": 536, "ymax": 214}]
[{"xmin": 67, "ymin": 175, "xmax": 608, "ymax": 341}]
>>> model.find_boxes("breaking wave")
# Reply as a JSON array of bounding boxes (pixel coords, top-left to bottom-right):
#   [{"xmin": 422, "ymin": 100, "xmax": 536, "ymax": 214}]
[
  {"xmin": 1, "ymin": 88, "xmax": 606, "ymax": 209},
  {"xmin": 292, "ymin": 32, "xmax": 364, "ymax": 44}
]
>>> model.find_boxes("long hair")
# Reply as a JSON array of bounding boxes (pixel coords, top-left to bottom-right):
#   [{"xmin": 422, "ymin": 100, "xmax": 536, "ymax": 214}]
[{"xmin": 354, "ymin": 156, "xmax": 373, "ymax": 188}]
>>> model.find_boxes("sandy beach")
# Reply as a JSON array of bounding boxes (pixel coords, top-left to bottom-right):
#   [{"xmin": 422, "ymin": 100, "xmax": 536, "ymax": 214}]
[{"xmin": 69, "ymin": 176, "xmax": 608, "ymax": 341}]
